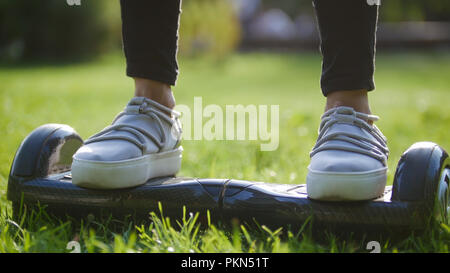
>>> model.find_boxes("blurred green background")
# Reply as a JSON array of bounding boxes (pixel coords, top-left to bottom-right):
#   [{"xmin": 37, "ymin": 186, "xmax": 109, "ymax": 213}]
[{"xmin": 1, "ymin": 0, "xmax": 449, "ymax": 62}]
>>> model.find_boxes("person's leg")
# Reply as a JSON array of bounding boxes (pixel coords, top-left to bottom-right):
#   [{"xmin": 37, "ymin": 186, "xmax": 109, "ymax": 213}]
[
  {"xmin": 121, "ymin": 0, "xmax": 181, "ymax": 109},
  {"xmin": 313, "ymin": 0, "xmax": 378, "ymax": 114},
  {"xmin": 72, "ymin": 0, "xmax": 183, "ymax": 189},
  {"xmin": 307, "ymin": 0, "xmax": 388, "ymax": 201},
  {"xmin": 134, "ymin": 78, "xmax": 176, "ymax": 109}
]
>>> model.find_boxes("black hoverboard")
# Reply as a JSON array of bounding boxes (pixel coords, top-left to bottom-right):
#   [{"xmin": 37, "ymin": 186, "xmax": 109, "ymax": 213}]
[{"xmin": 7, "ymin": 124, "xmax": 449, "ymax": 232}]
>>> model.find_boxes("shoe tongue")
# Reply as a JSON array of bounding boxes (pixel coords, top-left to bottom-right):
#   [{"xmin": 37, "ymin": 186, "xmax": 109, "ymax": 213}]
[
  {"xmin": 127, "ymin": 97, "xmax": 173, "ymax": 116},
  {"xmin": 334, "ymin": 106, "xmax": 355, "ymax": 115},
  {"xmin": 100, "ymin": 98, "xmax": 169, "ymax": 147},
  {"xmin": 323, "ymin": 106, "xmax": 379, "ymax": 124},
  {"xmin": 115, "ymin": 114, "xmax": 161, "ymax": 133},
  {"xmin": 99, "ymin": 113, "xmax": 163, "ymax": 153},
  {"xmin": 322, "ymin": 107, "xmax": 374, "ymax": 140},
  {"xmin": 327, "ymin": 122, "xmax": 368, "ymax": 137},
  {"xmin": 119, "ymin": 97, "xmax": 168, "ymax": 136},
  {"xmin": 314, "ymin": 107, "xmax": 387, "ymax": 161}
]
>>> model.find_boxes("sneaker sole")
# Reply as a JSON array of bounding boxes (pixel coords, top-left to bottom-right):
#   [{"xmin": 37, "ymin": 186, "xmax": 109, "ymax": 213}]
[
  {"xmin": 71, "ymin": 146, "xmax": 183, "ymax": 189},
  {"xmin": 306, "ymin": 167, "xmax": 387, "ymax": 201}
]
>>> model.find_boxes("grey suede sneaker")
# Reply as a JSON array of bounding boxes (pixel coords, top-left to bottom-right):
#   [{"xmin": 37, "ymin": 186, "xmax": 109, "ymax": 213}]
[
  {"xmin": 306, "ymin": 106, "xmax": 389, "ymax": 201},
  {"xmin": 72, "ymin": 97, "xmax": 183, "ymax": 189}
]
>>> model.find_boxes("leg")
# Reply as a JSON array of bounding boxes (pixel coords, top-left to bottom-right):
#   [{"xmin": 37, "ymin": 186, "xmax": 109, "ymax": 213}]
[
  {"xmin": 71, "ymin": 0, "xmax": 183, "ymax": 189},
  {"xmin": 307, "ymin": 0, "xmax": 388, "ymax": 201},
  {"xmin": 121, "ymin": 0, "xmax": 181, "ymax": 109},
  {"xmin": 134, "ymin": 78, "xmax": 176, "ymax": 109},
  {"xmin": 313, "ymin": 0, "xmax": 378, "ymax": 114}
]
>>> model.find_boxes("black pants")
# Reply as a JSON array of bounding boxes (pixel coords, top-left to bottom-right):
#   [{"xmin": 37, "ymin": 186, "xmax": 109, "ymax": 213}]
[{"xmin": 120, "ymin": 0, "xmax": 378, "ymax": 96}]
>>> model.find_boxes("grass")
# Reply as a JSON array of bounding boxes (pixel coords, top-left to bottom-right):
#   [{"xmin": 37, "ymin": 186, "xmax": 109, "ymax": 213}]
[{"xmin": 0, "ymin": 50, "xmax": 449, "ymax": 253}]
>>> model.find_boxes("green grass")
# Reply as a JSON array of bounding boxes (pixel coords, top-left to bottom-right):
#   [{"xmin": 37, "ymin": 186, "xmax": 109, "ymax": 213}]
[{"xmin": 0, "ymin": 51, "xmax": 449, "ymax": 252}]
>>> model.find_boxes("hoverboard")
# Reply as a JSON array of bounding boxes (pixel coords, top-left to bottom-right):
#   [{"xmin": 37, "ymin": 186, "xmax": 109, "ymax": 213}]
[{"xmin": 7, "ymin": 124, "xmax": 449, "ymax": 232}]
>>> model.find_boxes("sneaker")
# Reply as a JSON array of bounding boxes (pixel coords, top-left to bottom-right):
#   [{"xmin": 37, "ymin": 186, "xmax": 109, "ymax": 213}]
[
  {"xmin": 71, "ymin": 97, "xmax": 183, "ymax": 189},
  {"xmin": 306, "ymin": 106, "xmax": 389, "ymax": 201}
]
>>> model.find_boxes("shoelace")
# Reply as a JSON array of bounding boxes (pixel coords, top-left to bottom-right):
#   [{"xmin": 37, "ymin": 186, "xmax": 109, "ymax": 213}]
[
  {"xmin": 84, "ymin": 97, "xmax": 182, "ymax": 153},
  {"xmin": 310, "ymin": 107, "xmax": 389, "ymax": 165}
]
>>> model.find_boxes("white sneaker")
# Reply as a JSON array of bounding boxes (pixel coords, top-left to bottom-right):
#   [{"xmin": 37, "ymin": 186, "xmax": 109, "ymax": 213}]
[
  {"xmin": 306, "ymin": 107, "xmax": 389, "ymax": 201},
  {"xmin": 72, "ymin": 97, "xmax": 183, "ymax": 189}
]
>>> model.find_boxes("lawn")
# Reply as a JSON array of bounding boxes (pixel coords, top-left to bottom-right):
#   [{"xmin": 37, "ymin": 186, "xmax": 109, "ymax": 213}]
[{"xmin": 0, "ymin": 50, "xmax": 449, "ymax": 252}]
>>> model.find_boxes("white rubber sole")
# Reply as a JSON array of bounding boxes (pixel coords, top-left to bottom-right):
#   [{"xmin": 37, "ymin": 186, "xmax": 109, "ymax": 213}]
[
  {"xmin": 71, "ymin": 147, "xmax": 183, "ymax": 189},
  {"xmin": 306, "ymin": 166, "xmax": 387, "ymax": 201}
]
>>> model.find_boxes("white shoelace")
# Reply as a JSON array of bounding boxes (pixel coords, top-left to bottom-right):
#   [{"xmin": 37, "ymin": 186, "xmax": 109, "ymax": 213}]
[
  {"xmin": 310, "ymin": 107, "xmax": 389, "ymax": 165},
  {"xmin": 84, "ymin": 97, "xmax": 181, "ymax": 153}
]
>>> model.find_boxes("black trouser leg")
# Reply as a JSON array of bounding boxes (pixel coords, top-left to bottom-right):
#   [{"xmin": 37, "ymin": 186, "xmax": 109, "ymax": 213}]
[
  {"xmin": 120, "ymin": 0, "xmax": 181, "ymax": 86},
  {"xmin": 313, "ymin": 0, "xmax": 379, "ymax": 96}
]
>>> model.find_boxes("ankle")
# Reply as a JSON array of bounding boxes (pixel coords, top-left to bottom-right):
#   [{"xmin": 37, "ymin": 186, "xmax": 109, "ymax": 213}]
[
  {"xmin": 134, "ymin": 78, "xmax": 176, "ymax": 109},
  {"xmin": 325, "ymin": 89, "xmax": 371, "ymax": 114}
]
